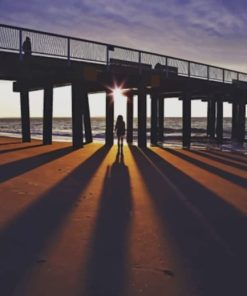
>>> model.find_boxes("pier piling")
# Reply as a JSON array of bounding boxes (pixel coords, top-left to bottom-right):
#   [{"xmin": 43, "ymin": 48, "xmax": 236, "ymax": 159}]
[
  {"xmin": 237, "ymin": 100, "xmax": 246, "ymax": 145},
  {"xmin": 20, "ymin": 90, "xmax": 31, "ymax": 142},
  {"xmin": 138, "ymin": 80, "xmax": 147, "ymax": 147},
  {"xmin": 43, "ymin": 85, "xmax": 53, "ymax": 145},
  {"xmin": 151, "ymin": 94, "xmax": 158, "ymax": 145},
  {"xmin": 105, "ymin": 89, "xmax": 114, "ymax": 146},
  {"xmin": 182, "ymin": 97, "xmax": 191, "ymax": 148},
  {"xmin": 158, "ymin": 97, "xmax": 164, "ymax": 143},
  {"xmin": 127, "ymin": 93, "xmax": 134, "ymax": 144},
  {"xmin": 207, "ymin": 99, "xmax": 216, "ymax": 138},
  {"xmin": 83, "ymin": 89, "xmax": 93, "ymax": 143},
  {"xmin": 216, "ymin": 99, "xmax": 223, "ymax": 144},
  {"xmin": 72, "ymin": 81, "xmax": 84, "ymax": 149}
]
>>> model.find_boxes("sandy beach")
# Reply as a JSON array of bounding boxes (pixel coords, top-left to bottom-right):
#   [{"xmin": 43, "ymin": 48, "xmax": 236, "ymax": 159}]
[{"xmin": 0, "ymin": 136, "xmax": 247, "ymax": 296}]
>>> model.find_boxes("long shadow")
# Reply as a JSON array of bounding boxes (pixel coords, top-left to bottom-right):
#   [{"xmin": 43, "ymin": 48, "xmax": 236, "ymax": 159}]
[
  {"xmin": 0, "ymin": 141, "xmax": 21, "ymax": 146},
  {"xmin": 0, "ymin": 146, "xmax": 73, "ymax": 183},
  {"xmin": 189, "ymin": 149, "xmax": 247, "ymax": 171},
  {"xmin": 0, "ymin": 144, "xmax": 44, "ymax": 155},
  {"xmin": 206, "ymin": 149, "xmax": 247, "ymax": 164},
  {"xmin": 0, "ymin": 145, "xmax": 110, "ymax": 295},
  {"xmin": 129, "ymin": 146, "xmax": 247, "ymax": 295},
  {"xmin": 84, "ymin": 151, "xmax": 132, "ymax": 296},
  {"xmin": 161, "ymin": 147, "xmax": 247, "ymax": 188}
]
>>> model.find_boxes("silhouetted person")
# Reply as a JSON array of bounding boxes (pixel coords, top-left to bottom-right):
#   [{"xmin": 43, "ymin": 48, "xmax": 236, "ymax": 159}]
[
  {"xmin": 115, "ymin": 115, "xmax": 125, "ymax": 153},
  {"xmin": 22, "ymin": 37, "xmax": 32, "ymax": 57}
]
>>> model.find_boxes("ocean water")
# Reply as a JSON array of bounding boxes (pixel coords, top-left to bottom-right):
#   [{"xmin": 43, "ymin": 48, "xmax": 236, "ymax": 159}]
[{"xmin": 0, "ymin": 117, "xmax": 246, "ymax": 148}]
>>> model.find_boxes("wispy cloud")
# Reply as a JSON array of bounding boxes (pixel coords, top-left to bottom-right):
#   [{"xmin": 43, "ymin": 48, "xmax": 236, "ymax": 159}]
[{"xmin": 1, "ymin": 0, "xmax": 247, "ymax": 71}]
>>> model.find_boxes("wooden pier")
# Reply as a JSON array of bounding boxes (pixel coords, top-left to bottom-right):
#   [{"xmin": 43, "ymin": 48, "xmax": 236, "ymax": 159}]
[{"xmin": 0, "ymin": 24, "xmax": 246, "ymax": 148}]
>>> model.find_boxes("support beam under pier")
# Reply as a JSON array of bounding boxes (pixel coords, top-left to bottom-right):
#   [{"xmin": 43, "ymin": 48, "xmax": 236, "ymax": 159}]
[
  {"xmin": 20, "ymin": 90, "xmax": 31, "ymax": 142},
  {"xmin": 72, "ymin": 81, "xmax": 84, "ymax": 149},
  {"xmin": 105, "ymin": 89, "xmax": 114, "ymax": 146},
  {"xmin": 138, "ymin": 81, "xmax": 147, "ymax": 147},
  {"xmin": 127, "ymin": 93, "xmax": 134, "ymax": 144},
  {"xmin": 43, "ymin": 85, "xmax": 53, "ymax": 145},
  {"xmin": 182, "ymin": 97, "xmax": 191, "ymax": 149}
]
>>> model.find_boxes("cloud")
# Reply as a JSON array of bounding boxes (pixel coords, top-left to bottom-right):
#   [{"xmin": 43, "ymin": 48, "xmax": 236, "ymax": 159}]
[{"xmin": 1, "ymin": 0, "xmax": 247, "ymax": 71}]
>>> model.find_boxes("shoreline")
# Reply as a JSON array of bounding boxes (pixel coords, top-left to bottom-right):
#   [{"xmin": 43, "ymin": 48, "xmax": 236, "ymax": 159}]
[{"xmin": 1, "ymin": 134, "xmax": 246, "ymax": 154}]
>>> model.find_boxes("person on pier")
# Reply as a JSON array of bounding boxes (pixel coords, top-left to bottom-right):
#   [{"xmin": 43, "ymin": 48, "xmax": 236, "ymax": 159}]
[
  {"xmin": 115, "ymin": 115, "xmax": 125, "ymax": 153},
  {"xmin": 22, "ymin": 37, "xmax": 32, "ymax": 57}
]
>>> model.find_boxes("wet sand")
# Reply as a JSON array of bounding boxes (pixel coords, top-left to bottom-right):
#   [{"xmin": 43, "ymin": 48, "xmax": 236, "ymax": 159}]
[{"xmin": 0, "ymin": 136, "xmax": 247, "ymax": 296}]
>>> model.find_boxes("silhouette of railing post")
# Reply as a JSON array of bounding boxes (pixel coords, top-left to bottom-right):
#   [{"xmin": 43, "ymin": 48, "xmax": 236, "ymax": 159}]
[
  {"xmin": 83, "ymin": 88, "xmax": 93, "ymax": 143},
  {"xmin": 105, "ymin": 89, "xmax": 114, "ymax": 146},
  {"xmin": 158, "ymin": 97, "xmax": 164, "ymax": 142},
  {"xmin": 20, "ymin": 90, "xmax": 31, "ymax": 142},
  {"xmin": 150, "ymin": 93, "xmax": 158, "ymax": 145},
  {"xmin": 182, "ymin": 96, "xmax": 191, "ymax": 148},
  {"xmin": 71, "ymin": 80, "xmax": 84, "ymax": 149},
  {"xmin": 207, "ymin": 98, "xmax": 216, "ymax": 138},
  {"xmin": 216, "ymin": 99, "xmax": 223, "ymax": 144},
  {"xmin": 127, "ymin": 92, "xmax": 134, "ymax": 144},
  {"xmin": 43, "ymin": 84, "xmax": 53, "ymax": 145},
  {"xmin": 138, "ymin": 78, "xmax": 147, "ymax": 147},
  {"xmin": 237, "ymin": 100, "xmax": 246, "ymax": 145}
]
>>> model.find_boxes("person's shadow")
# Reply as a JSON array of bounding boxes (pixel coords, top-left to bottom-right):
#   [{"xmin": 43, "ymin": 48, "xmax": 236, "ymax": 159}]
[
  {"xmin": 115, "ymin": 147, "xmax": 124, "ymax": 164},
  {"xmin": 84, "ymin": 149, "xmax": 132, "ymax": 296}
]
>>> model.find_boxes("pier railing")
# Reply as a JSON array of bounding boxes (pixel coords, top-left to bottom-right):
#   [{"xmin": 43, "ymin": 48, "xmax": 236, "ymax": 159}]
[{"xmin": 0, "ymin": 23, "xmax": 246, "ymax": 84}]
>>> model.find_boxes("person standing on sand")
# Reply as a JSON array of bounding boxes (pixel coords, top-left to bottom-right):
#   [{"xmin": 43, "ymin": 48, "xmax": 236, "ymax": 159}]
[{"xmin": 115, "ymin": 115, "xmax": 125, "ymax": 153}]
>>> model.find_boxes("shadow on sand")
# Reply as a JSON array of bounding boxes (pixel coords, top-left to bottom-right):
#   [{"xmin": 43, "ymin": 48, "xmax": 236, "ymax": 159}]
[
  {"xmin": 0, "ymin": 146, "xmax": 73, "ymax": 183},
  {"xmin": 189, "ymin": 149, "xmax": 247, "ymax": 171},
  {"xmin": 206, "ymin": 149, "xmax": 247, "ymax": 164},
  {"xmin": 161, "ymin": 147, "xmax": 247, "ymax": 188},
  {"xmin": 84, "ymin": 150, "xmax": 132, "ymax": 296},
  {"xmin": 129, "ymin": 146, "xmax": 247, "ymax": 295},
  {"xmin": 0, "ymin": 145, "xmax": 110, "ymax": 295},
  {"xmin": 0, "ymin": 144, "xmax": 44, "ymax": 155},
  {"xmin": 0, "ymin": 141, "xmax": 22, "ymax": 146}
]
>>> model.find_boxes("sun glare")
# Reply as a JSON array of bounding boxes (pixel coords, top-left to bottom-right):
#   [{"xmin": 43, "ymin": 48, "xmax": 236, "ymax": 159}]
[{"xmin": 113, "ymin": 87, "xmax": 124, "ymax": 100}]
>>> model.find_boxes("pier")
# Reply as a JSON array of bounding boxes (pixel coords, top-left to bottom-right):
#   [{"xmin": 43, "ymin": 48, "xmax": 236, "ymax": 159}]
[
  {"xmin": 1, "ymin": 23, "xmax": 247, "ymax": 296},
  {"xmin": 0, "ymin": 23, "xmax": 246, "ymax": 148}
]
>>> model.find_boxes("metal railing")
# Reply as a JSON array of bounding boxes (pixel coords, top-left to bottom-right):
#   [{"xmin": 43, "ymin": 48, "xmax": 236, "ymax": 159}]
[{"xmin": 1, "ymin": 23, "xmax": 247, "ymax": 84}]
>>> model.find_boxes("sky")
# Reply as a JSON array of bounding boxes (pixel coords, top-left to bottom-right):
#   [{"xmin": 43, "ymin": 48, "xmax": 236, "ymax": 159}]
[{"xmin": 1, "ymin": 0, "xmax": 247, "ymax": 118}]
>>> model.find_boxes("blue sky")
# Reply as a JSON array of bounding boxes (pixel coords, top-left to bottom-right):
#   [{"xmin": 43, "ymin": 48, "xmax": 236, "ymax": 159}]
[{"xmin": 0, "ymin": 0, "xmax": 247, "ymax": 117}]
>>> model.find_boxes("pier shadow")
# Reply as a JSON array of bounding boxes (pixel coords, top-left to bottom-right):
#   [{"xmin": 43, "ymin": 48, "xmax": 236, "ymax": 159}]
[
  {"xmin": 0, "ymin": 145, "xmax": 110, "ymax": 295},
  {"xmin": 129, "ymin": 146, "xmax": 247, "ymax": 295},
  {"xmin": 0, "ymin": 144, "xmax": 44, "ymax": 155},
  {"xmin": 161, "ymin": 147, "xmax": 247, "ymax": 189},
  {"xmin": 189, "ymin": 149, "xmax": 247, "ymax": 171},
  {"xmin": 0, "ymin": 146, "xmax": 73, "ymax": 183},
  {"xmin": 84, "ymin": 151, "xmax": 132, "ymax": 296},
  {"xmin": 205, "ymin": 149, "xmax": 247, "ymax": 164},
  {"xmin": 0, "ymin": 141, "xmax": 21, "ymax": 146}
]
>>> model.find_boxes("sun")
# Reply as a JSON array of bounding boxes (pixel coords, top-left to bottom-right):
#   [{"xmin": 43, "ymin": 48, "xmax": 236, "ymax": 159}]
[{"xmin": 112, "ymin": 87, "xmax": 124, "ymax": 100}]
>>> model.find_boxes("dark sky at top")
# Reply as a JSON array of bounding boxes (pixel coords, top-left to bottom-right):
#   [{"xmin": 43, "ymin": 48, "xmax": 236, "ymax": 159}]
[{"xmin": 1, "ymin": 0, "xmax": 247, "ymax": 71}]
